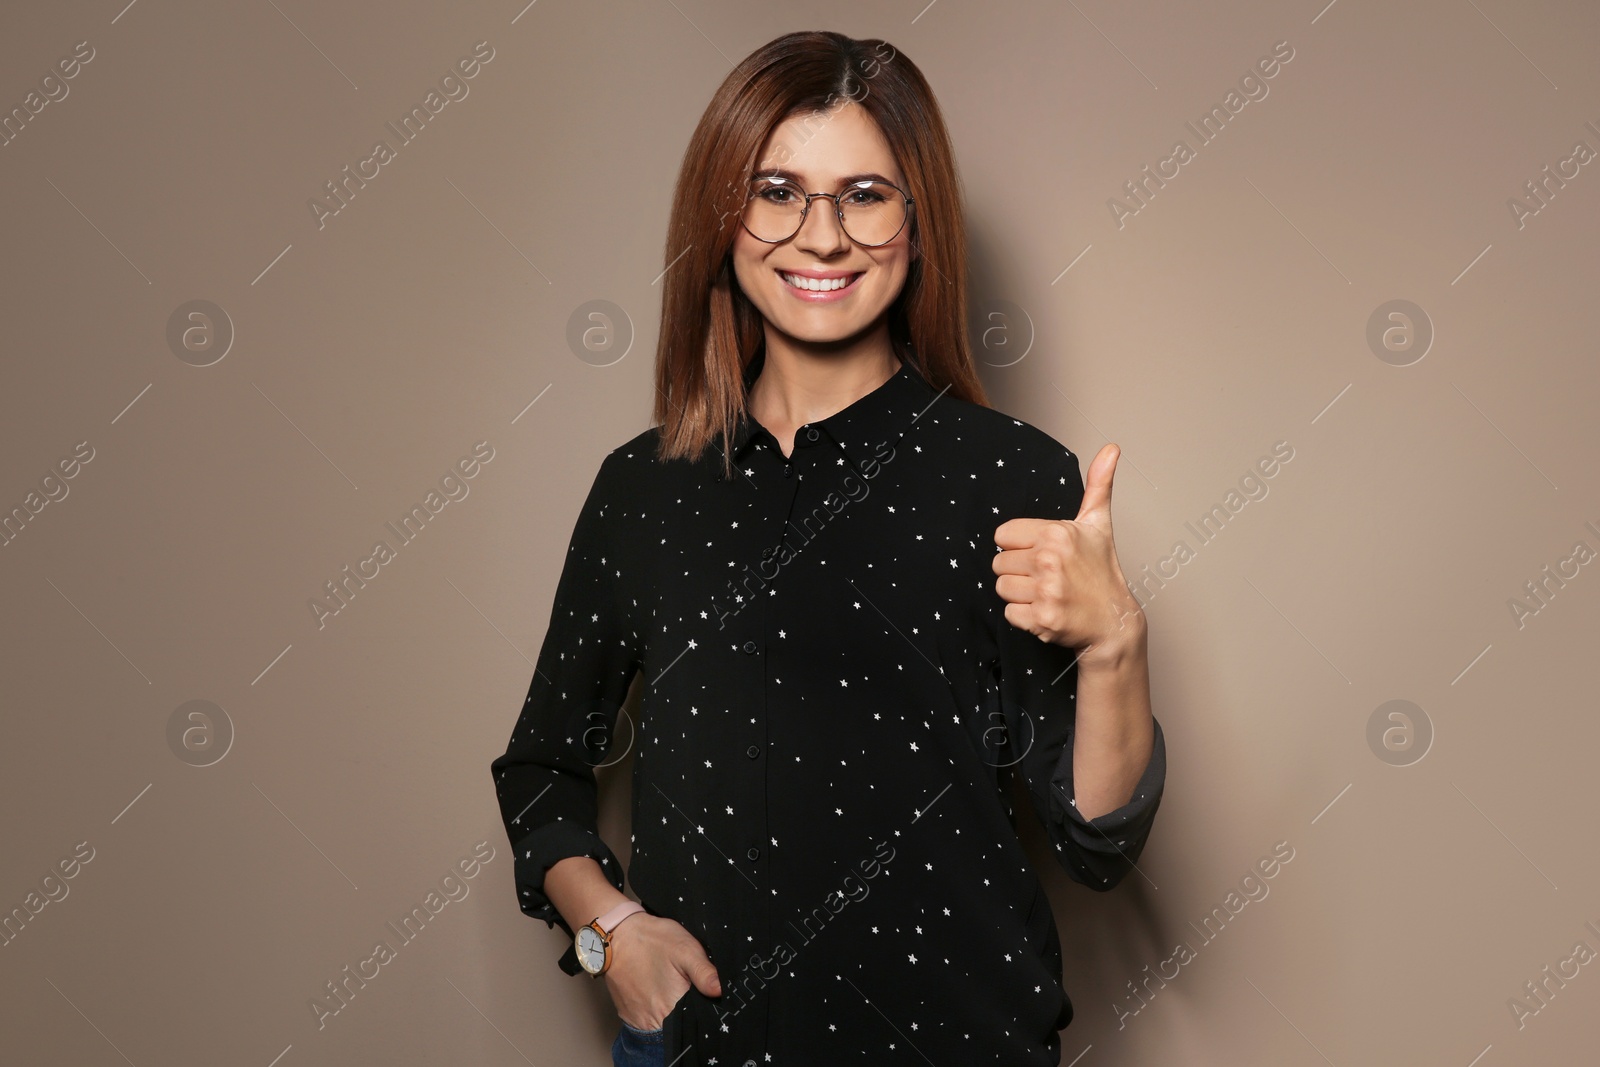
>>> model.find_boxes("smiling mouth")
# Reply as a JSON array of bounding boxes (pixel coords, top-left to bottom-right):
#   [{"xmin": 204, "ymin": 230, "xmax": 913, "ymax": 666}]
[{"xmin": 779, "ymin": 271, "xmax": 864, "ymax": 292}]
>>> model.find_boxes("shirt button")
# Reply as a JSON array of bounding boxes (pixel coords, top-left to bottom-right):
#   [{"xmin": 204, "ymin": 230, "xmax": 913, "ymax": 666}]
[
  {"xmin": 741, "ymin": 640, "xmax": 758, "ymax": 654},
  {"xmin": 746, "ymin": 744, "xmax": 760, "ymax": 759},
  {"xmin": 761, "ymin": 546, "xmax": 776, "ymax": 560},
  {"xmin": 782, "ymin": 464, "xmax": 793, "ymax": 478},
  {"xmin": 805, "ymin": 426, "xmax": 820, "ymax": 442},
  {"xmin": 746, "ymin": 847, "xmax": 760, "ymax": 861}
]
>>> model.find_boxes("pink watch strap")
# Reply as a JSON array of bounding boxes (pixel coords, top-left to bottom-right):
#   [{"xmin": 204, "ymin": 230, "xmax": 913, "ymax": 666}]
[{"xmin": 594, "ymin": 899, "xmax": 645, "ymax": 934}]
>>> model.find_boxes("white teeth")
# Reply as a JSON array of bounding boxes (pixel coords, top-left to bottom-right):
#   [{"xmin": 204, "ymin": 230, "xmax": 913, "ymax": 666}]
[{"xmin": 782, "ymin": 272, "xmax": 859, "ymax": 291}]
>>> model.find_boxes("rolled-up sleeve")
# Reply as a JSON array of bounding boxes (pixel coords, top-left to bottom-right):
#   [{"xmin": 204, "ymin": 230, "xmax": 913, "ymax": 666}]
[
  {"xmin": 489, "ymin": 450, "xmax": 641, "ymax": 968},
  {"xmin": 991, "ymin": 430, "xmax": 1166, "ymax": 891}
]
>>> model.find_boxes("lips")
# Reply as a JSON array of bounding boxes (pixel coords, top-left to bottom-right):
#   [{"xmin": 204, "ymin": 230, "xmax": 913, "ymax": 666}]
[{"xmin": 779, "ymin": 270, "xmax": 864, "ymax": 292}]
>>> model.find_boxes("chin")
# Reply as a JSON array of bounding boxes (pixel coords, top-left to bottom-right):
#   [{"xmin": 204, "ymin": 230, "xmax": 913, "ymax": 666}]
[{"xmin": 775, "ymin": 319, "xmax": 882, "ymax": 347}]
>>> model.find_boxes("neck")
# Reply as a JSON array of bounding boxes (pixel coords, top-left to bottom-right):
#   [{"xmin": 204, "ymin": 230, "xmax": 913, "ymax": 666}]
[{"xmin": 747, "ymin": 326, "xmax": 903, "ymax": 433}]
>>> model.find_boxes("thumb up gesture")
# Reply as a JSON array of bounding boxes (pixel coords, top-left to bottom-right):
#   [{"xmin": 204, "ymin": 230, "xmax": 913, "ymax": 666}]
[{"xmin": 992, "ymin": 443, "xmax": 1146, "ymax": 668}]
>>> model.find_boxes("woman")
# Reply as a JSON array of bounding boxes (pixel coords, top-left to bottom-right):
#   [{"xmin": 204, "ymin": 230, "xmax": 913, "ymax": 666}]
[{"xmin": 491, "ymin": 30, "xmax": 1166, "ymax": 1067}]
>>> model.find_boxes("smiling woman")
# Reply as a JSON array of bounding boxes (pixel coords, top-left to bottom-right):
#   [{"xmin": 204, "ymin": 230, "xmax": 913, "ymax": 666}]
[
  {"xmin": 491, "ymin": 29, "xmax": 1166, "ymax": 1067},
  {"xmin": 650, "ymin": 33, "xmax": 982, "ymax": 477}
]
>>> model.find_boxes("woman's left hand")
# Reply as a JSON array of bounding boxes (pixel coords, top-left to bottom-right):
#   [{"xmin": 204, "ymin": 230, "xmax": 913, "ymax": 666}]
[{"xmin": 992, "ymin": 443, "xmax": 1145, "ymax": 666}]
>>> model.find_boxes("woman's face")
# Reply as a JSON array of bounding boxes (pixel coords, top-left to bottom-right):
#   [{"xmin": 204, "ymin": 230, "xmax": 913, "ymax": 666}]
[{"xmin": 729, "ymin": 102, "xmax": 917, "ymax": 349}]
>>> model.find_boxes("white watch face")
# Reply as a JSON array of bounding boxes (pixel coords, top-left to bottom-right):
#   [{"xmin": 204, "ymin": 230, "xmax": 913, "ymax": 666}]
[{"xmin": 576, "ymin": 925, "xmax": 607, "ymax": 973}]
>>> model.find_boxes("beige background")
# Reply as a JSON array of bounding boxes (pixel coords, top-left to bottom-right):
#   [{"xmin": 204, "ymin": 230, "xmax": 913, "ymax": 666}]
[{"xmin": 3, "ymin": 1, "xmax": 1598, "ymax": 1064}]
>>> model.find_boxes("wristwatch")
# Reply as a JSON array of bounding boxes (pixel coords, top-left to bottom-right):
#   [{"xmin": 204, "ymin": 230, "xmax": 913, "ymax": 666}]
[{"xmin": 575, "ymin": 899, "xmax": 645, "ymax": 976}]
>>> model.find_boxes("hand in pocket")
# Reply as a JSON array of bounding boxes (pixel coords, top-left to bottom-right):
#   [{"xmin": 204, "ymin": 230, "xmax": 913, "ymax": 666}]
[{"xmin": 603, "ymin": 913, "xmax": 722, "ymax": 1031}]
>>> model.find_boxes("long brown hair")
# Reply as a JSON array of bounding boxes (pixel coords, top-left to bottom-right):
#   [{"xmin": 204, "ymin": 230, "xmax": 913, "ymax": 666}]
[{"xmin": 651, "ymin": 30, "xmax": 989, "ymax": 481}]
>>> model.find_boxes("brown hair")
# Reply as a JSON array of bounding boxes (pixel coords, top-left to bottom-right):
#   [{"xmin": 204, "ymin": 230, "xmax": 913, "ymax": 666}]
[{"xmin": 650, "ymin": 30, "xmax": 990, "ymax": 481}]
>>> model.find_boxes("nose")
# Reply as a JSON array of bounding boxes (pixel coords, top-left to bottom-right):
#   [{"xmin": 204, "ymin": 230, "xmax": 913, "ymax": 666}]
[{"xmin": 792, "ymin": 198, "xmax": 852, "ymax": 256}]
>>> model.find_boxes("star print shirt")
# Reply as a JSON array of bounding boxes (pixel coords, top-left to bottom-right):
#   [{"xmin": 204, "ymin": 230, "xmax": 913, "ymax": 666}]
[{"xmin": 490, "ymin": 348, "xmax": 1167, "ymax": 1066}]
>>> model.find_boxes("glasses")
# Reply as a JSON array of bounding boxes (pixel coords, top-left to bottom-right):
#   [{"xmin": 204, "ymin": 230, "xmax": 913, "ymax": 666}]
[{"xmin": 739, "ymin": 175, "xmax": 914, "ymax": 247}]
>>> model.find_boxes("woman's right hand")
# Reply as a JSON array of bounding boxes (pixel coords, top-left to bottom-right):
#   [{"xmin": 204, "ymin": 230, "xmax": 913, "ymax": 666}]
[{"xmin": 602, "ymin": 913, "xmax": 722, "ymax": 1031}]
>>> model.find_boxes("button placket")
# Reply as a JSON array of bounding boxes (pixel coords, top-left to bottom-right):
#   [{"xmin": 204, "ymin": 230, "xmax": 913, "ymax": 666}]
[{"xmin": 752, "ymin": 439, "xmax": 796, "ymax": 1012}]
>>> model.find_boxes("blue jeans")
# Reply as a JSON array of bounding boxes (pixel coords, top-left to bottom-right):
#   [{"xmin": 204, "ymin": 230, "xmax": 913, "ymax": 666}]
[{"xmin": 611, "ymin": 1021, "xmax": 666, "ymax": 1067}]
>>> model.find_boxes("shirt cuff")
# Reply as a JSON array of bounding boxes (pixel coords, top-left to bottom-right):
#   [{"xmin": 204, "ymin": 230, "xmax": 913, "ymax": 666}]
[
  {"xmin": 1053, "ymin": 717, "xmax": 1166, "ymax": 860},
  {"xmin": 510, "ymin": 820, "xmax": 627, "ymax": 974}
]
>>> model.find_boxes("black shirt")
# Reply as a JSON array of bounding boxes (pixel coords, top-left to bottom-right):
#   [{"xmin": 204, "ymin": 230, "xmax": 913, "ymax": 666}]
[{"xmin": 490, "ymin": 348, "xmax": 1167, "ymax": 1066}]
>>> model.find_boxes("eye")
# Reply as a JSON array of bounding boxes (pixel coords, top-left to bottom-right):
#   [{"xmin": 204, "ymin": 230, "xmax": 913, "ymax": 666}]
[
  {"xmin": 842, "ymin": 184, "xmax": 888, "ymax": 206},
  {"xmin": 755, "ymin": 179, "xmax": 798, "ymax": 204}
]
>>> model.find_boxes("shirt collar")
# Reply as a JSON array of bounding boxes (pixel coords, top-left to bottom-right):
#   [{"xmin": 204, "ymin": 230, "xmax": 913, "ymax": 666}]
[{"xmin": 728, "ymin": 347, "xmax": 939, "ymax": 473}]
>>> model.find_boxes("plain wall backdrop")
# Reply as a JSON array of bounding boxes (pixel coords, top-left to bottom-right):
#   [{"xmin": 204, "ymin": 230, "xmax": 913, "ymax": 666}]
[{"xmin": 3, "ymin": 1, "xmax": 1598, "ymax": 1064}]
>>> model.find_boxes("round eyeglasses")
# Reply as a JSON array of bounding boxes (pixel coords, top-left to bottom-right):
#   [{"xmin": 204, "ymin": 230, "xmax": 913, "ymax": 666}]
[{"xmin": 739, "ymin": 175, "xmax": 914, "ymax": 247}]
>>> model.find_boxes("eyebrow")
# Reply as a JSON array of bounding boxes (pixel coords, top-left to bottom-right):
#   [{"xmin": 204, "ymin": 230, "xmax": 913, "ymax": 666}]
[{"xmin": 750, "ymin": 168, "xmax": 898, "ymax": 189}]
